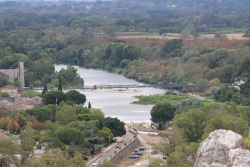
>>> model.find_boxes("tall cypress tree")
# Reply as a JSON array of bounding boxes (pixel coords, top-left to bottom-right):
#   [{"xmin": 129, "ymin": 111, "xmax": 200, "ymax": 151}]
[
  {"xmin": 42, "ymin": 84, "xmax": 47, "ymax": 96},
  {"xmin": 88, "ymin": 102, "xmax": 91, "ymax": 108},
  {"xmin": 58, "ymin": 77, "xmax": 62, "ymax": 91}
]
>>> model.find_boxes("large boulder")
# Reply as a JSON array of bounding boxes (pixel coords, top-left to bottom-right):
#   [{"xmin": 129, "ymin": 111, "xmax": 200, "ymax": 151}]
[{"xmin": 195, "ymin": 129, "xmax": 250, "ymax": 167}]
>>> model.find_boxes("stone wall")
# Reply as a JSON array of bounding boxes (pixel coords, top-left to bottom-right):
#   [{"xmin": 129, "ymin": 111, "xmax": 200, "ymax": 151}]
[
  {"xmin": 0, "ymin": 69, "xmax": 19, "ymax": 82},
  {"xmin": 0, "ymin": 60, "xmax": 25, "ymax": 88},
  {"xmin": 0, "ymin": 97, "xmax": 15, "ymax": 104},
  {"xmin": 110, "ymin": 130, "xmax": 140, "ymax": 164}
]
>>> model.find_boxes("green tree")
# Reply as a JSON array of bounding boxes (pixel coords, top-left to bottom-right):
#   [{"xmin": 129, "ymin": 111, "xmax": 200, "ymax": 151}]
[
  {"xmin": 0, "ymin": 136, "xmax": 18, "ymax": 166},
  {"xmin": 175, "ymin": 98, "xmax": 204, "ymax": 114},
  {"xmin": 0, "ymin": 92, "xmax": 10, "ymax": 97},
  {"xmin": 202, "ymin": 114, "xmax": 249, "ymax": 139},
  {"xmin": 25, "ymin": 105, "xmax": 56, "ymax": 123},
  {"xmin": 161, "ymin": 39, "xmax": 183, "ymax": 57},
  {"xmin": 58, "ymin": 76, "xmax": 62, "ymax": 91},
  {"xmin": 21, "ymin": 90, "xmax": 42, "ymax": 98},
  {"xmin": 173, "ymin": 109, "xmax": 207, "ymax": 143},
  {"xmin": 19, "ymin": 122, "xmax": 35, "ymax": 165},
  {"xmin": 66, "ymin": 90, "xmax": 86, "ymax": 106},
  {"xmin": 80, "ymin": 121, "xmax": 104, "ymax": 151},
  {"xmin": 38, "ymin": 148, "xmax": 86, "ymax": 167},
  {"xmin": 55, "ymin": 102, "xmax": 77, "ymax": 125},
  {"xmin": 102, "ymin": 117, "xmax": 126, "ymax": 137},
  {"xmin": 52, "ymin": 127, "xmax": 85, "ymax": 145},
  {"xmin": 150, "ymin": 102, "xmax": 175, "ymax": 129},
  {"xmin": 42, "ymin": 83, "xmax": 48, "ymax": 96},
  {"xmin": 91, "ymin": 108, "xmax": 105, "ymax": 128},
  {"xmin": 88, "ymin": 102, "xmax": 92, "ymax": 108},
  {"xmin": 0, "ymin": 77, "xmax": 10, "ymax": 87},
  {"xmin": 97, "ymin": 160, "xmax": 117, "ymax": 167},
  {"xmin": 42, "ymin": 90, "xmax": 67, "ymax": 105},
  {"xmin": 99, "ymin": 127, "xmax": 113, "ymax": 144},
  {"xmin": 167, "ymin": 146, "xmax": 193, "ymax": 167}
]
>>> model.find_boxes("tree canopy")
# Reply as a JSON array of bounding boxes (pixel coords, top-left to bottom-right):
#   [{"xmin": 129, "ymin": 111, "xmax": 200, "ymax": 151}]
[{"xmin": 151, "ymin": 102, "xmax": 175, "ymax": 129}]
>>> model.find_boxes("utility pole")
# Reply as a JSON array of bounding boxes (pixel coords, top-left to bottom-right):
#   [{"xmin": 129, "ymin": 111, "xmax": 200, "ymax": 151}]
[{"xmin": 109, "ymin": 134, "xmax": 110, "ymax": 146}]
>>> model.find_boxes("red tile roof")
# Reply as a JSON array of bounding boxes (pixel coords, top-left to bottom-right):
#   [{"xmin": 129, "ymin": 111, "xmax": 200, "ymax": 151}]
[{"xmin": 0, "ymin": 84, "xmax": 17, "ymax": 91}]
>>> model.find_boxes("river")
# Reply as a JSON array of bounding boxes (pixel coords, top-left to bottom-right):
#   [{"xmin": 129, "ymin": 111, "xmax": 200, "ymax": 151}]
[{"xmin": 55, "ymin": 65, "xmax": 166, "ymax": 123}]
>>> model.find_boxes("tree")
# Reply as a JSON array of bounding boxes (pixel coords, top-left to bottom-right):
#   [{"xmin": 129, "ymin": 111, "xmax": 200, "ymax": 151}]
[
  {"xmin": 21, "ymin": 90, "xmax": 42, "ymax": 98},
  {"xmin": 161, "ymin": 39, "xmax": 183, "ymax": 57},
  {"xmin": 175, "ymin": 98, "xmax": 204, "ymax": 114},
  {"xmin": 167, "ymin": 146, "xmax": 193, "ymax": 167},
  {"xmin": 58, "ymin": 76, "xmax": 62, "ymax": 91},
  {"xmin": 0, "ymin": 77, "xmax": 10, "ymax": 88},
  {"xmin": 55, "ymin": 102, "xmax": 77, "ymax": 125},
  {"xmin": 80, "ymin": 121, "xmax": 104, "ymax": 151},
  {"xmin": 42, "ymin": 83, "xmax": 48, "ymax": 96},
  {"xmin": 173, "ymin": 109, "xmax": 207, "ymax": 143},
  {"xmin": 150, "ymin": 102, "xmax": 175, "ymax": 129},
  {"xmin": 52, "ymin": 127, "xmax": 85, "ymax": 145},
  {"xmin": 88, "ymin": 102, "xmax": 92, "ymax": 108},
  {"xmin": 66, "ymin": 90, "xmax": 86, "ymax": 106},
  {"xmin": 19, "ymin": 122, "xmax": 35, "ymax": 165},
  {"xmin": 97, "ymin": 160, "xmax": 117, "ymax": 167},
  {"xmin": 102, "ymin": 117, "xmax": 126, "ymax": 137},
  {"xmin": 0, "ymin": 92, "xmax": 10, "ymax": 97},
  {"xmin": 99, "ymin": 127, "xmax": 113, "ymax": 144},
  {"xmin": 38, "ymin": 148, "xmax": 86, "ymax": 167},
  {"xmin": 42, "ymin": 90, "xmax": 67, "ymax": 105},
  {"xmin": 25, "ymin": 105, "xmax": 56, "ymax": 123},
  {"xmin": 91, "ymin": 108, "xmax": 104, "ymax": 128},
  {"xmin": 0, "ymin": 136, "xmax": 19, "ymax": 167}
]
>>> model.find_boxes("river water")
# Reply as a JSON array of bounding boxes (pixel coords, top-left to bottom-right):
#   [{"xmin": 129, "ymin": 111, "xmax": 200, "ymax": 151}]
[{"xmin": 55, "ymin": 65, "xmax": 166, "ymax": 123}]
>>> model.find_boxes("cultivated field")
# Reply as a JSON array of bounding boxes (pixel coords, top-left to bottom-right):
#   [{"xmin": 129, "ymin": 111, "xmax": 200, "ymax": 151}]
[
  {"xmin": 205, "ymin": 33, "xmax": 249, "ymax": 40},
  {"xmin": 117, "ymin": 33, "xmax": 180, "ymax": 40}
]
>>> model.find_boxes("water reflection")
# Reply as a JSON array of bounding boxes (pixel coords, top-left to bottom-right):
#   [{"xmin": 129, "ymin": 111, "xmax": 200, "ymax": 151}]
[{"xmin": 55, "ymin": 65, "xmax": 166, "ymax": 123}]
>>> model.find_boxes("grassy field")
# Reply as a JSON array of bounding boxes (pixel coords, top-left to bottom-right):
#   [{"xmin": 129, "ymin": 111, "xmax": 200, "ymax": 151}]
[
  {"xmin": 132, "ymin": 94, "xmax": 216, "ymax": 106},
  {"xmin": 205, "ymin": 33, "xmax": 249, "ymax": 40},
  {"xmin": 132, "ymin": 94, "xmax": 189, "ymax": 105}
]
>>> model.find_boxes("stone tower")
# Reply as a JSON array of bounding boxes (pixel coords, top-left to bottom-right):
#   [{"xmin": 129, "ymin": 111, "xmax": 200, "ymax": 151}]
[{"xmin": 18, "ymin": 60, "xmax": 25, "ymax": 88}]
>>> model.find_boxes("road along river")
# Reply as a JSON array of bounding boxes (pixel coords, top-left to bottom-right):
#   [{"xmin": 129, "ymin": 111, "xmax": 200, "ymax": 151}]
[{"xmin": 55, "ymin": 65, "xmax": 167, "ymax": 123}]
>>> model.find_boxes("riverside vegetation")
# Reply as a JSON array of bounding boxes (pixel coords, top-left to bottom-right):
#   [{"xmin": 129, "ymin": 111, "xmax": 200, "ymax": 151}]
[{"xmin": 0, "ymin": 0, "xmax": 250, "ymax": 166}]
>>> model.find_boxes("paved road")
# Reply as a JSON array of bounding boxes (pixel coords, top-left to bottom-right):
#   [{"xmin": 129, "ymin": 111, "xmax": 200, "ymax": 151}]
[{"xmin": 94, "ymin": 128, "xmax": 136, "ymax": 164}]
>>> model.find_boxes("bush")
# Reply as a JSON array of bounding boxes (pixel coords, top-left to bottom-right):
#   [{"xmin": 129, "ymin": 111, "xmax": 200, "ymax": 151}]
[
  {"xmin": 36, "ymin": 143, "xmax": 41, "ymax": 149},
  {"xmin": 165, "ymin": 90, "xmax": 174, "ymax": 95},
  {"xmin": 21, "ymin": 90, "xmax": 42, "ymax": 98},
  {"xmin": 0, "ymin": 92, "xmax": 10, "ymax": 97}
]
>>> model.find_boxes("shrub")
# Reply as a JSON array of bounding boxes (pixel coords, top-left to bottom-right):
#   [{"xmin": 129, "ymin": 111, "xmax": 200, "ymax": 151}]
[
  {"xmin": 21, "ymin": 90, "xmax": 42, "ymax": 98},
  {"xmin": 0, "ymin": 92, "xmax": 10, "ymax": 97},
  {"xmin": 36, "ymin": 143, "xmax": 41, "ymax": 149}
]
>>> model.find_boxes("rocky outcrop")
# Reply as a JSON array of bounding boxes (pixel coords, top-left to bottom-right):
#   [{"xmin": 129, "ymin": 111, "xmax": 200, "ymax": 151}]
[{"xmin": 195, "ymin": 129, "xmax": 250, "ymax": 167}]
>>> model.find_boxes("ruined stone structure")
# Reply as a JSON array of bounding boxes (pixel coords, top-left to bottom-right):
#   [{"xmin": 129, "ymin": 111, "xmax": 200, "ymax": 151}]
[{"xmin": 0, "ymin": 60, "xmax": 25, "ymax": 88}]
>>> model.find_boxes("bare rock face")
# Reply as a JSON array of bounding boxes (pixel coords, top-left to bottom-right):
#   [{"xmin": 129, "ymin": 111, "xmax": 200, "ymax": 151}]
[{"xmin": 195, "ymin": 129, "xmax": 250, "ymax": 167}]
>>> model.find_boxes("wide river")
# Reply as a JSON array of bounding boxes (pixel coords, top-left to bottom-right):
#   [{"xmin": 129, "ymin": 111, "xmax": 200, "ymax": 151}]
[{"xmin": 55, "ymin": 65, "xmax": 167, "ymax": 123}]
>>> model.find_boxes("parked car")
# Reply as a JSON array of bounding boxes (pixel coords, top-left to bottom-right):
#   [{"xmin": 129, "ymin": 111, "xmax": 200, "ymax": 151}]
[
  {"xmin": 138, "ymin": 147, "xmax": 147, "ymax": 151},
  {"xmin": 92, "ymin": 162, "xmax": 98, "ymax": 166},
  {"xmin": 129, "ymin": 155, "xmax": 139, "ymax": 159},
  {"xmin": 116, "ymin": 144, "xmax": 120, "ymax": 148},
  {"xmin": 133, "ymin": 152, "xmax": 143, "ymax": 155},
  {"xmin": 163, "ymin": 156, "xmax": 168, "ymax": 159},
  {"xmin": 135, "ymin": 149, "xmax": 139, "ymax": 152},
  {"xmin": 151, "ymin": 151, "xmax": 157, "ymax": 154}
]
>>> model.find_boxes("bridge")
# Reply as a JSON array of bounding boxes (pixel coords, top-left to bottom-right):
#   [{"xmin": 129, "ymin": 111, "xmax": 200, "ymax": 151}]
[{"xmin": 25, "ymin": 83, "xmax": 231, "ymax": 91}]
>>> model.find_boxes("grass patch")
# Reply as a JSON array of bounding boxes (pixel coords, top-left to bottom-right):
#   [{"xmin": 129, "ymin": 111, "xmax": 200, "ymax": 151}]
[{"xmin": 132, "ymin": 94, "xmax": 189, "ymax": 105}]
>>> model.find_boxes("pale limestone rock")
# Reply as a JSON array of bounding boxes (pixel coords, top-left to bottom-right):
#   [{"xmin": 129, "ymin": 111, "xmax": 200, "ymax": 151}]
[
  {"xmin": 195, "ymin": 129, "xmax": 247, "ymax": 167},
  {"xmin": 228, "ymin": 148, "xmax": 250, "ymax": 167}
]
